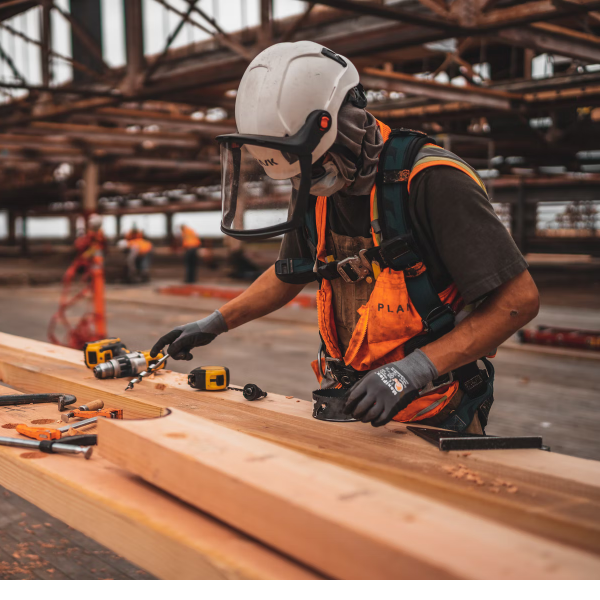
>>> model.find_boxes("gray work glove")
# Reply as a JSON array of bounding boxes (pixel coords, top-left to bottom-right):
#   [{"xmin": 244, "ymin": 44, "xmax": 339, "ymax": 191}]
[
  {"xmin": 343, "ymin": 349, "xmax": 438, "ymax": 427},
  {"xmin": 150, "ymin": 310, "xmax": 228, "ymax": 361}
]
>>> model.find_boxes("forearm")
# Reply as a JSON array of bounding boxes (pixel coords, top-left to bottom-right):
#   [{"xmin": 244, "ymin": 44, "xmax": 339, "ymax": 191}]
[
  {"xmin": 423, "ymin": 270, "xmax": 540, "ymax": 375},
  {"xmin": 219, "ymin": 265, "xmax": 308, "ymax": 329}
]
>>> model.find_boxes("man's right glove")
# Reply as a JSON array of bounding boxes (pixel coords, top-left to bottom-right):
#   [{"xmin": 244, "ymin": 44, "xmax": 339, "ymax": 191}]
[{"xmin": 150, "ymin": 310, "xmax": 228, "ymax": 361}]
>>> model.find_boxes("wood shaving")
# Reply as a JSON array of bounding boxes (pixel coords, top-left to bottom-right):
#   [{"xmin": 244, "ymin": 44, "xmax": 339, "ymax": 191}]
[
  {"xmin": 507, "ymin": 486, "xmax": 518, "ymax": 494},
  {"xmin": 154, "ymin": 383, "xmax": 166, "ymax": 391},
  {"xmin": 442, "ymin": 463, "xmax": 485, "ymax": 485},
  {"xmin": 489, "ymin": 486, "xmax": 500, "ymax": 493},
  {"xmin": 286, "ymin": 396, "xmax": 294, "ymax": 399}
]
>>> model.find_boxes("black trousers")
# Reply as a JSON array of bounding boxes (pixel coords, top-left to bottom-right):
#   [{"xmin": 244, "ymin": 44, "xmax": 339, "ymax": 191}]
[{"xmin": 184, "ymin": 247, "xmax": 198, "ymax": 283}]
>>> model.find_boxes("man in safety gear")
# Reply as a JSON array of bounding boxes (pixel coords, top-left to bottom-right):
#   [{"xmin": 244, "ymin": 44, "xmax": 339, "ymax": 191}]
[
  {"xmin": 180, "ymin": 224, "xmax": 202, "ymax": 283},
  {"xmin": 151, "ymin": 41, "xmax": 539, "ymax": 433},
  {"xmin": 120, "ymin": 228, "xmax": 153, "ymax": 283}
]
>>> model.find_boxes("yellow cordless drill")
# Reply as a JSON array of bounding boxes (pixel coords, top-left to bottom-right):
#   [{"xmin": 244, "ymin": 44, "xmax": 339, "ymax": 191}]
[{"xmin": 84, "ymin": 338, "xmax": 166, "ymax": 380}]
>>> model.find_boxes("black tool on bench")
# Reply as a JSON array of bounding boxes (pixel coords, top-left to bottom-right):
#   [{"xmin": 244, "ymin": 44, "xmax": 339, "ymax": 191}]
[
  {"xmin": 312, "ymin": 388, "xmax": 357, "ymax": 422},
  {"xmin": 0, "ymin": 393, "xmax": 77, "ymax": 411},
  {"xmin": 407, "ymin": 426, "xmax": 549, "ymax": 452}
]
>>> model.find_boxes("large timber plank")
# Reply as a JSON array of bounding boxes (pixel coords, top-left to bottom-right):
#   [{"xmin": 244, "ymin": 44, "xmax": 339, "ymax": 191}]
[
  {"xmin": 1, "ymin": 332, "xmax": 600, "ymax": 555},
  {"xmin": 0, "ymin": 389, "xmax": 320, "ymax": 580},
  {"xmin": 98, "ymin": 408, "xmax": 600, "ymax": 580}
]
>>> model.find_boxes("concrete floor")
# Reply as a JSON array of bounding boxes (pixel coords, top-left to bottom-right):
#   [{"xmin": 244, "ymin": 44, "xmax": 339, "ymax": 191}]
[{"xmin": 0, "ymin": 281, "xmax": 599, "ymax": 578}]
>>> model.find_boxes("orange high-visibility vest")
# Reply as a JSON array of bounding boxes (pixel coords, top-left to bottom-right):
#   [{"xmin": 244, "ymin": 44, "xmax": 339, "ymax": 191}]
[
  {"xmin": 129, "ymin": 237, "xmax": 152, "ymax": 255},
  {"xmin": 313, "ymin": 121, "xmax": 488, "ymax": 423},
  {"xmin": 181, "ymin": 225, "xmax": 201, "ymax": 249}
]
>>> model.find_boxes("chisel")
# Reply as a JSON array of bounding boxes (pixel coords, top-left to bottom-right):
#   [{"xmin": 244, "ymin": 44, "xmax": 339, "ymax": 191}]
[{"xmin": 0, "ymin": 436, "xmax": 93, "ymax": 459}]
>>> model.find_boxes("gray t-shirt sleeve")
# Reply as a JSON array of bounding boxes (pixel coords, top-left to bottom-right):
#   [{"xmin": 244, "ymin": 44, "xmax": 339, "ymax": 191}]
[{"xmin": 409, "ymin": 166, "xmax": 528, "ymax": 304}]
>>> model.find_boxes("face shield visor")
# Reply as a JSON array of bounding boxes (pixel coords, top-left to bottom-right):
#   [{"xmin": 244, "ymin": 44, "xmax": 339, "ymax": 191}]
[{"xmin": 217, "ymin": 110, "xmax": 332, "ymax": 241}]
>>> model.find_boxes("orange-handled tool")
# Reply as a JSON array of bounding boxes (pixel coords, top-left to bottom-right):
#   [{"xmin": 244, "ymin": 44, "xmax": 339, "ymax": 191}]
[
  {"xmin": 61, "ymin": 408, "xmax": 123, "ymax": 423},
  {"xmin": 16, "ymin": 417, "xmax": 97, "ymax": 441}
]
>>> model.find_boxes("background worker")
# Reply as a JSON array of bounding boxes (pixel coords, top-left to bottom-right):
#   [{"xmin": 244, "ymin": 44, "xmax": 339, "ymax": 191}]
[
  {"xmin": 180, "ymin": 223, "xmax": 201, "ymax": 283},
  {"xmin": 151, "ymin": 41, "xmax": 539, "ymax": 433},
  {"xmin": 119, "ymin": 227, "xmax": 153, "ymax": 283}
]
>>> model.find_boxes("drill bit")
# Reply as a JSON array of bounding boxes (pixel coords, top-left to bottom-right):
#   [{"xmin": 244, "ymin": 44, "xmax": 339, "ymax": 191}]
[{"xmin": 125, "ymin": 354, "xmax": 169, "ymax": 391}]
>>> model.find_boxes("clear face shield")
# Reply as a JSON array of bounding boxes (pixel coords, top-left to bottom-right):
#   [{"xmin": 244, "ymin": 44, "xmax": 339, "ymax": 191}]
[{"xmin": 217, "ymin": 110, "xmax": 332, "ymax": 241}]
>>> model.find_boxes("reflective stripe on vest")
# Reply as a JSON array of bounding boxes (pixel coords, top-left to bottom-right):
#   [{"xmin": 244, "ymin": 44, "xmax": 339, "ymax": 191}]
[{"xmin": 408, "ymin": 144, "xmax": 487, "ymax": 193}]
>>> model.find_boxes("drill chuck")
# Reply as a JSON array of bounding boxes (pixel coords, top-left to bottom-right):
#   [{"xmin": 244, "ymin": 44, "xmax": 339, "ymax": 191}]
[{"xmin": 93, "ymin": 352, "xmax": 148, "ymax": 379}]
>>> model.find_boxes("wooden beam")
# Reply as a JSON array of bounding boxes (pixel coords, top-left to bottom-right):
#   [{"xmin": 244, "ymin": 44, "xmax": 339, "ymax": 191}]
[
  {"xmin": 496, "ymin": 23, "xmax": 600, "ymax": 63},
  {"xmin": 0, "ymin": 390, "xmax": 319, "ymax": 580},
  {"xmin": 260, "ymin": 0, "xmax": 273, "ymax": 46},
  {"xmin": 280, "ymin": 2, "xmax": 316, "ymax": 43},
  {"xmin": 2, "ymin": 333, "xmax": 600, "ymax": 557},
  {"xmin": 99, "ymin": 408, "xmax": 600, "ymax": 580},
  {"xmin": 144, "ymin": 0, "xmax": 199, "ymax": 83},
  {"xmin": 23, "ymin": 121, "xmax": 202, "ymax": 148},
  {"xmin": 361, "ymin": 67, "xmax": 520, "ymax": 110},
  {"xmin": 479, "ymin": 0, "xmax": 600, "ymax": 28},
  {"xmin": 51, "ymin": 1, "xmax": 109, "ymax": 74},
  {"xmin": 92, "ymin": 107, "xmax": 234, "ymax": 136},
  {"xmin": 40, "ymin": 0, "xmax": 51, "ymax": 87},
  {"xmin": 112, "ymin": 157, "xmax": 220, "ymax": 171},
  {"xmin": 418, "ymin": 0, "xmax": 452, "ymax": 19},
  {"xmin": 123, "ymin": 0, "xmax": 144, "ymax": 94},
  {"xmin": 178, "ymin": 0, "xmax": 254, "ymax": 61},
  {"xmin": 82, "ymin": 160, "xmax": 99, "ymax": 213},
  {"xmin": 0, "ymin": 23, "xmax": 104, "ymax": 81}
]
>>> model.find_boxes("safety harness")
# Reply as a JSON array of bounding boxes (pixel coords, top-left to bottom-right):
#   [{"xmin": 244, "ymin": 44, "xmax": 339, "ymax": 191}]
[{"xmin": 276, "ymin": 127, "xmax": 495, "ymax": 432}]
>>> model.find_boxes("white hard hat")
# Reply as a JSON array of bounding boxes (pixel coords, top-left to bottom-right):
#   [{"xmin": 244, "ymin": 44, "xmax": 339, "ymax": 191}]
[
  {"xmin": 88, "ymin": 213, "xmax": 103, "ymax": 230},
  {"xmin": 235, "ymin": 41, "xmax": 360, "ymax": 180}
]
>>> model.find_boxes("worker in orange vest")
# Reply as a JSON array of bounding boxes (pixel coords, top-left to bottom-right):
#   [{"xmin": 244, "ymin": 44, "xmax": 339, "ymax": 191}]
[
  {"xmin": 122, "ymin": 229, "xmax": 153, "ymax": 283},
  {"xmin": 151, "ymin": 42, "xmax": 540, "ymax": 434},
  {"xmin": 180, "ymin": 224, "xmax": 201, "ymax": 283}
]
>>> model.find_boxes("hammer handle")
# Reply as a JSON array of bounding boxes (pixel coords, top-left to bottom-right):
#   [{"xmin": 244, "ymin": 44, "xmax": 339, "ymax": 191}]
[{"xmin": 79, "ymin": 400, "xmax": 104, "ymax": 411}]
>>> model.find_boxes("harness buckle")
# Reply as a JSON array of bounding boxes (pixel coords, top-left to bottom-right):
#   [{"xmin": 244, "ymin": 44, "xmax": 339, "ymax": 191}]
[
  {"xmin": 336, "ymin": 250, "xmax": 372, "ymax": 284},
  {"xmin": 419, "ymin": 372, "xmax": 454, "ymax": 397},
  {"xmin": 422, "ymin": 304, "xmax": 455, "ymax": 334},
  {"xmin": 325, "ymin": 357, "xmax": 364, "ymax": 387}
]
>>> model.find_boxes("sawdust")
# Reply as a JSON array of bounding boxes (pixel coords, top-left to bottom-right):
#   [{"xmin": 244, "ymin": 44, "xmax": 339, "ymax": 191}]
[
  {"xmin": 165, "ymin": 432, "xmax": 187, "ymax": 439},
  {"xmin": 441, "ymin": 463, "xmax": 484, "ymax": 485},
  {"xmin": 19, "ymin": 452, "xmax": 46, "ymax": 460},
  {"xmin": 31, "ymin": 419, "xmax": 54, "ymax": 425},
  {"xmin": 286, "ymin": 396, "xmax": 294, "ymax": 399},
  {"xmin": 154, "ymin": 383, "xmax": 166, "ymax": 391},
  {"xmin": 1, "ymin": 423, "xmax": 18, "ymax": 429}
]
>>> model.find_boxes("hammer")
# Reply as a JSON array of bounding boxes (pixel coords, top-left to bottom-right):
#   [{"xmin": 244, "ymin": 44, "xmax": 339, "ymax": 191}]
[{"xmin": 57, "ymin": 398, "xmax": 104, "ymax": 412}]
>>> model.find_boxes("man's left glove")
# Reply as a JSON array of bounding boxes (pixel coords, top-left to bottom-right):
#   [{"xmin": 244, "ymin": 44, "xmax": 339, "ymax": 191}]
[
  {"xmin": 150, "ymin": 310, "xmax": 228, "ymax": 361},
  {"xmin": 343, "ymin": 349, "xmax": 439, "ymax": 427}
]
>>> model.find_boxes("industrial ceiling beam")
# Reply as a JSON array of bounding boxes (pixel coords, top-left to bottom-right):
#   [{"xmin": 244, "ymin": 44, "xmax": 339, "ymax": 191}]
[
  {"xmin": 144, "ymin": 0, "xmax": 200, "ymax": 83},
  {"xmin": 496, "ymin": 22, "xmax": 600, "ymax": 63},
  {"xmin": 50, "ymin": 0, "xmax": 109, "ymax": 74},
  {"xmin": 151, "ymin": 0, "xmax": 252, "ymax": 62},
  {"xmin": 0, "ymin": 22, "xmax": 103, "ymax": 81},
  {"xmin": 23, "ymin": 120, "xmax": 204, "ymax": 148},
  {"xmin": 361, "ymin": 67, "xmax": 520, "ymax": 110},
  {"xmin": 310, "ymin": 0, "xmax": 600, "ymax": 33},
  {"xmin": 123, "ymin": 0, "xmax": 144, "ymax": 95}
]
